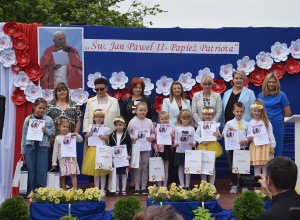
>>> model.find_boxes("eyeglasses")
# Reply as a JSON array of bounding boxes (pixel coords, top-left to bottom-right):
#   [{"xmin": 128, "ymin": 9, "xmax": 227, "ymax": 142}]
[
  {"xmin": 95, "ymin": 87, "xmax": 106, "ymax": 92},
  {"xmin": 203, "ymin": 83, "xmax": 212, "ymax": 86}
]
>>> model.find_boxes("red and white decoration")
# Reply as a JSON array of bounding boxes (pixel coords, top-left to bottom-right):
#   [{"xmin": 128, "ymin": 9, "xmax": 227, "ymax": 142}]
[{"xmin": 155, "ymin": 76, "xmax": 174, "ymax": 95}]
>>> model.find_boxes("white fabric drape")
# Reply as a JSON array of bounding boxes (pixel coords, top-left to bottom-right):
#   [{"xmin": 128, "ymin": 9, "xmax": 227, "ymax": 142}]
[{"xmin": 0, "ymin": 22, "xmax": 16, "ymax": 204}]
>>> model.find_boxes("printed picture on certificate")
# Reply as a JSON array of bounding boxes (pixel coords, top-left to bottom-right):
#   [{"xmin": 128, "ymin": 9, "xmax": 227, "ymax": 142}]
[
  {"xmin": 224, "ymin": 129, "xmax": 240, "ymax": 150},
  {"xmin": 199, "ymin": 121, "xmax": 217, "ymax": 142},
  {"xmin": 26, "ymin": 119, "xmax": 45, "ymax": 141},
  {"xmin": 176, "ymin": 133, "xmax": 193, "ymax": 153},
  {"xmin": 88, "ymin": 124, "xmax": 105, "ymax": 146},
  {"xmin": 251, "ymin": 123, "xmax": 270, "ymax": 146},
  {"xmin": 61, "ymin": 135, "xmax": 77, "ymax": 157},
  {"xmin": 112, "ymin": 145, "xmax": 129, "ymax": 168},
  {"xmin": 157, "ymin": 124, "xmax": 172, "ymax": 145},
  {"xmin": 135, "ymin": 129, "xmax": 151, "ymax": 151}
]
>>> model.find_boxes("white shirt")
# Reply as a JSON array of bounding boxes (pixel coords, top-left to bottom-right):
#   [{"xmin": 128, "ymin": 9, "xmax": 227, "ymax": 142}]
[
  {"xmin": 247, "ymin": 119, "xmax": 276, "ymax": 148},
  {"xmin": 223, "ymin": 118, "xmax": 248, "ymax": 149},
  {"xmin": 116, "ymin": 133, "xmax": 122, "ymax": 146}
]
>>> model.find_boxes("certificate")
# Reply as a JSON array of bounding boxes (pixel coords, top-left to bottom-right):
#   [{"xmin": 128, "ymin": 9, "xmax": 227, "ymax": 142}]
[
  {"xmin": 61, "ymin": 135, "xmax": 77, "ymax": 157},
  {"xmin": 176, "ymin": 133, "xmax": 194, "ymax": 153},
  {"xmin": 251, "ymin": 123, "xmax": 270, "ymax": 146},
  {"xmin": 26, "ymin": 119, "xmax": 45, "ymax": 141},
  {"xmin": 135, "ymin": 129, "xmax": 151, "ymax": 151},
  {"xmin": 156, "ymin": 124, "xmax": 172, "ymax": 145},
  {"xmin": 224, "ymin": 128, "xmax": 240, "ymax": 150},
  {"xmin": 112, "ymin": 145, "xmax": 129, "ymax": 168},
  {"xmin": 88, "ymin": 124, "xmax": 105, "ymax": 146},
  {"xmin": 199, "ymin": 121, "xmax": 217, "ymax": 142}
]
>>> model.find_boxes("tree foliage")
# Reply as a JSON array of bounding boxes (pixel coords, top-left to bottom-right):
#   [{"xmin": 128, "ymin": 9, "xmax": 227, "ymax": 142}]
[{"xmin": 0, "ymin": 0, "xmax": 166, "ymax": 27}]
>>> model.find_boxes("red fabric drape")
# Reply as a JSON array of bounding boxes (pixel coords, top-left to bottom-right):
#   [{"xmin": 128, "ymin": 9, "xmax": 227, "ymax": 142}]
[{"xmin": 12, "ymin": 23, "xmax": 42, "ymax": 196}]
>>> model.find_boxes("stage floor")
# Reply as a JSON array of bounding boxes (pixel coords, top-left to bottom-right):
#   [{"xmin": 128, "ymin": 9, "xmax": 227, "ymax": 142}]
[{"xmin": 24, "ymin": 178, "xmax": 250, "ymax": 210}]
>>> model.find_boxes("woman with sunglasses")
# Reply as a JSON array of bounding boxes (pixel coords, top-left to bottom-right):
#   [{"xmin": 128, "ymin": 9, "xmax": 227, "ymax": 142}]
[
  {"xmin": 192, "ymin": 75, "xmax": 222, "ymax": 125},
  {"xmin": 83, "ymin": 77, "xmax": 120, "ymax": 187}
]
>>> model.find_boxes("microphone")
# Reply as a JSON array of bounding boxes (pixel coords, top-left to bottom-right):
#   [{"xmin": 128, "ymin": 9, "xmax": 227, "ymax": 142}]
[{"xmin": 64, "ymin": 47, "xmax": 81, "ymax": 61}]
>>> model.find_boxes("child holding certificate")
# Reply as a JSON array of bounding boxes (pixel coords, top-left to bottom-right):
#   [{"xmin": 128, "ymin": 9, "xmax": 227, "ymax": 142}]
[
  {"xmin": 108, "ymin": 116, "xmax": 132, "ymax": 195},
  {"xmin": 153, "ymin": 111, "xmax": 175, "ymax": 188},
  {"xmin": 247, "ymin": 99, "xmax": 275, "ymax": 176},
  {"xmin": 81, "ymin": 109, "xmax": 110, "ymax": 196},
  {"xmin": 223, "ymin": 102, "xmax": 248, "ymax": 194},
  {"xmin": 21, "ymin": 98, "xmax": 56, "ymax": 197},
  {"xmin": 52, "ymin": 119, "xmax": 83, "ymax": 190},
  {"xmin": 128, "ymin": 102, "xmax": 155, "ymax": 195},
  {"xmin": 174, "ymin": 109, "xmax": 195, "ymax": 189},
  {"xmin": 194, "ymin": 106, "xmax": 222, "ymax": 185}
]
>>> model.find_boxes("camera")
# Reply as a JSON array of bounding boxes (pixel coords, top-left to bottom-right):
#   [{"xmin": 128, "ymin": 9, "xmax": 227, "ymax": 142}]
[{"xmin": 239, "ymin": 176, "xmax": 261, "ymax": 187}]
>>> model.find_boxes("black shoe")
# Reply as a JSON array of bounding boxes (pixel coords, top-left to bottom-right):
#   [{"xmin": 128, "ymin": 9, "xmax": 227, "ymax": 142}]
[
  {"xmin": 134, "ymin": 190, "xmax": 140, "ymax": 195},
  {"xmin": 141, "ymin": 189, "xmax": 148, "ymax": 195}
]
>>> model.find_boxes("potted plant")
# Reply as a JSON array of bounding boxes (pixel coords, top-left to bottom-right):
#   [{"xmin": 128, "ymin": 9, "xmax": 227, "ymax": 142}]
[
  {"xmin": 0, "ymin": 195, "xmax": 29, "ymax": 220},
  {"xmin": 192, "ymin": 206, "xmax": 215, "ymax": 220},
  {"xmin": 112, "ymin": 196, "xmax": 142, "ymax": 220},
  {"xmin": 232, "ymin": 191, "xmax": 265, "ymax": 220}
]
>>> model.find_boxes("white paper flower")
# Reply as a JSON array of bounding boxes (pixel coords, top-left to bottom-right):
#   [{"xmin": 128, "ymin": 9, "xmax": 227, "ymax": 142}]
[
  {"xmin": 256, "ymin": 52, "xmax": 274, "ymax": 69},
  {"xmin": 196, "ymin": 68, "xmax": 215, "ymax": 83},
  {"xmin": 290, "ymin": 39, "xmax": 300, "ymax": 59},
  {"xmin": 87, "ymin": 72, "xmax": 106, "ymax": 92},
  {"xmin": 109, "ymin": 71, "xmax": 128, "ymax": 90},
  {"xmin": 220, "ymin": 64, "xmax": 235, "ymax": 82},
  {"xmin": 13, "ymin": 71, "xmax": 34, "ymax": 90},
  {"xmin": 24, "ymin": 85, "xmax": 43, "ymax": 103},
  {"xmin": 70, "ymin": 89, "xmax": 89, "ymax": 106},
  {"xmin": 42, "ymin": 90, "xmax": 54, "ymax": 102},
  {"xmin": 178, "ymin": 72, "xmax": 196, "ymax": 91},
  {"xmin": 0, "ymin": 49, "xmax": 17, "ymax": 67},
  {"xmin": 140, "ymin": 77, "xmax": 154, "ymax": 95},
  {"xmin": 271, "ymin": 42, "xmax": 290, "ymax": 62},
  {"xmin": 237, "ymin": 56, "xmax": 255, "ymax": 75},
  {"xmin": 0, "ymin": 32, "xmax": 12, "ymax": 52},
  {"xmin": 156, "ymin": 76, "xmax": 174, "ymax": 95}
]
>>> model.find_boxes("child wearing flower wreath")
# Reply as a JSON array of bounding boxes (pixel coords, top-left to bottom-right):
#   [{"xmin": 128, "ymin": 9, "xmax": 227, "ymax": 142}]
[
  {"xmin": 194, "ymin": 106, "xmax": 222, "ymax": 185},
  {"xmin": 247, "ymin": 99, "xmax": 275, "ymax": 176},
  {"xmin": 81, "ymin": 109, "xmax": 110, "ymax": 196},
  {"xmin": 109, "ymin": 116, "xmax": 132, "ymax": 195}
]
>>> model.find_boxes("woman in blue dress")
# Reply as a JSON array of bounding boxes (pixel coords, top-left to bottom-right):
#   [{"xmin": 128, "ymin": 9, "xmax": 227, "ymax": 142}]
[{"xmin": 258, "ymin": 73, "xmax": 291, "ymax": 157}]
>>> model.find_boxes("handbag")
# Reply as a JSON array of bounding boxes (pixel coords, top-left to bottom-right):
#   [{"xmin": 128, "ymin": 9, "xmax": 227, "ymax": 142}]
[
  {"xmin": 12, "ymin": 156, "xmax": 24, "ymax": 187},
  {"xmin": 46, "ymin": 169, "xmax": 61, "ymax": 189},
  {"xmin": 108, "ymin": 167, "xmax": 116, "ymax": 192},
  {"xmin": 19, "ymin": 165, "xmax": 29, "ymax": 196},
  {"xmin": 130, "ymin": 144, "xmax": 140, "ymax": 168},
  {"xmin": 149, "ymin": 153, "xmax": 164, "ymax": 182},
  {"xmin": 184, "ymin": 150, "xmax": 202, "ymax": 174},
  {"xmin": 95, "ymin": 145, "xmax": 113, "ymax": 171},
  {"xmin": 232, "ymin": 149, "xmax": 250, "ymax": 174},
  {"xmin": 200, "ymin": 144, "xmax": 216, "ymax": 175}
]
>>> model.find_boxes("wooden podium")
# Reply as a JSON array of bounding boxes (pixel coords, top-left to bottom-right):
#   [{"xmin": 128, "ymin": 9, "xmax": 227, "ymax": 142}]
[{"xmin": 284, "ymin": 115, "xmax": 300, "ymax": 186}]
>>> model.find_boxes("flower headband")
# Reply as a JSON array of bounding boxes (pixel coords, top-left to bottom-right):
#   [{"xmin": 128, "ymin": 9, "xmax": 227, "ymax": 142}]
[
  {"xmin": 202, "ymin": 108, "xmax": 214, "ymax": 113},
  {"xmin": 114, "ymin": 117, "xmax": 125, "ymax": 123},
  {"xmin": 250, "ymin": 104, "xmax": 263, "ymax": 110},
  {"xmin": 94, "ymin": 110, "xmax": 106, "ymax": 116}
]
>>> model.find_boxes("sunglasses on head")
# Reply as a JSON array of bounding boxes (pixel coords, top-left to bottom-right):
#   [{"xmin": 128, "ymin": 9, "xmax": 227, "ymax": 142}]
[{"xmin": 95, "ymin": 87, "xmax": 106, "ymax": 92}]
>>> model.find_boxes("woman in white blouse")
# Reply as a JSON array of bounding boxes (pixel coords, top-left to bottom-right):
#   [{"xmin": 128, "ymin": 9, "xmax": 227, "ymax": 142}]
[{"xmin": 192, "ymin": 75, "xmax": 222, "ymax": 125}]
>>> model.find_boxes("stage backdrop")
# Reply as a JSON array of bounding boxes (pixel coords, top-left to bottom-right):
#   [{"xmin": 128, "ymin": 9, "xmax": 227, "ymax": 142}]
[{"xmin": 32, "ymin": 25, "xmax": 300, "ymax": 182}]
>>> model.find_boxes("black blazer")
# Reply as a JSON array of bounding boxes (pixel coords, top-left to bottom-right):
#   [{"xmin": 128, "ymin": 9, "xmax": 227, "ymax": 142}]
[
  {"xmin": 259, "ymin": 189, "xmax": 300, "ymax": 220},
  {"xmin": 121, "ymin": 95, "xmax": 155, "ymax": 124},
  {"xmin": 109, "ymin": 130, "xmax": 132, "ymax": 156}
]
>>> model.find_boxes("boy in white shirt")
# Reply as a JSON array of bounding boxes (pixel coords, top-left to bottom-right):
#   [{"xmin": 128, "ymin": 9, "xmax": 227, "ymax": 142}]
[{"xmin": 223, "ymin": 102, "xmax": 248, "ymax": 194}]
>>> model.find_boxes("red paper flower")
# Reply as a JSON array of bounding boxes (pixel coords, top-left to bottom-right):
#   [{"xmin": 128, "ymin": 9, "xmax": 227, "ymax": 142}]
[
  {"xmin": 211, "ymin": 79, "xmax": 226, "ymax": 94},
  {"xmin": 11, "ymin": 88, "xmax": 26, "ymax": 105},
  {"xmin": 189, "ymin": 84, "xmax": 203, "ymax": 99},
  {"xmin": 12, "ymin": 64, "xmax": 22, "ymax": 73},
  {"xmin": 13, "ymin": 34, "xmax": 29, "ymax": 50},
  {"xmin": 249, "ymin": 66, "xmax": 268, "ymax": 86},
  {"xmin": 154, "ymin": 95, "xmax": 168, "ymax": 113},
  {"xmin": 25, "ymin": 63, "xmax": 42, "ymax": 81},
  {"xmin": 230, "ymin": 77, "xmax": 249, "ymax": 88},
  {"xmin": 113, "ymin": 90, "xmax": 121, "ymax": 100},
  {"xmin": 121, "ymin": 87, "xmax": 132, "ymax": 101},
  {"xmin": 84, "ymin": 95, "xmax": 95, "ymax": 106},
  {"xmin": 15, "ymin": 52, "xmax": 30, "ymax": 67},
  {"xmin": 184, "ymin": 92, "xmax": 188, "ymax": 100},
  {"xmin": 268, "ymin": 63, "xmax": 285, "ymax": 79},
  {"xmin": 284, "ymin": 57, "xmax": 300, "ymax": 74},
  {"xmin": 3, "ymin": 22, "xmax": 21, "ymax": 38}
]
